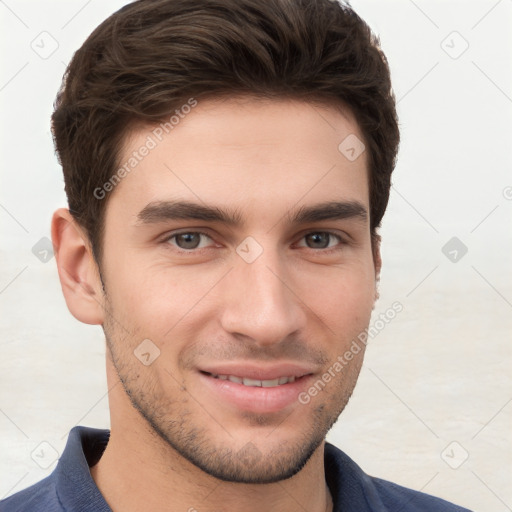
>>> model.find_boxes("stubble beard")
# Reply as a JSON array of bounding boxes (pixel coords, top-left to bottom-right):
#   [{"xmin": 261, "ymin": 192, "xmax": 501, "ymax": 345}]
[{"xmin": 102, "ymin": 309, "xmax": 363, "ymax": 484}]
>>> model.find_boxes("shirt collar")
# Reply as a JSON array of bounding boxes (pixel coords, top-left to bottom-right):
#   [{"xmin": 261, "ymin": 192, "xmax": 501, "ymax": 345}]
[
  {"xmin": 55, "ymin": 426, "xmax": 111, "ymax": 511},
  {"xmin": 324, "ymin": 441, "xmax": 385, "ymax": 511}
]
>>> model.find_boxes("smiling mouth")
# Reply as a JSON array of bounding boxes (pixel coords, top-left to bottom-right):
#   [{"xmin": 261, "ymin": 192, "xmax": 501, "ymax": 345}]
[{"xmin": 202, "ymin": 371, "xmax": 303, "ymax": 388}]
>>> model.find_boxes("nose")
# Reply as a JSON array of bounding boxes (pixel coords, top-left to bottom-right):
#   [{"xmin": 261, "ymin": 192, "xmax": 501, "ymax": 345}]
[{"xmin": 219, "ymin": 249, "xmax": 306, "ymax": 347}]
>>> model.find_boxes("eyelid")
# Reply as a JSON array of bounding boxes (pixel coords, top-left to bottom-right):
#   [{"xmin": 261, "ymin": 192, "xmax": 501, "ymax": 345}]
[{"xmin": 164, "ymin": 229, "xmax": 213, "ymax": 239}]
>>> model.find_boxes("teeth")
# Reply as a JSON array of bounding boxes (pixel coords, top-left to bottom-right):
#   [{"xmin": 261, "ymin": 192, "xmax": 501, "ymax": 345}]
[
  {"xmin": 243, "ymin": 377, "xmax": 262, "ymax": 387},
  {"xmin": 261, "ymin": 378, "xmax": 279, "ymax": 387},
  {"xmin": 210, "ymin": 373, "xmax": 297, "ymax": 387}
]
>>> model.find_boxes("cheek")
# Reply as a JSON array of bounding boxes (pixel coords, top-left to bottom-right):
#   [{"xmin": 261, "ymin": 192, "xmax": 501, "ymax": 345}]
[
  {"xmin": 294, "ymin": 261, "xmax": 376, "ymax": 334},
  {"xmin": 105, "ymin": 260, "xmax": 226, "ymax": 341}
]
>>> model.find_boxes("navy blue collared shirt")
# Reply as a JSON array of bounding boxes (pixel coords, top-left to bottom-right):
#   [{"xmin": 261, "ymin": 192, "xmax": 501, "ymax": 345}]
[{"xmin": 1, "ymin": 426, "xmax": 472, "ymax": 511}]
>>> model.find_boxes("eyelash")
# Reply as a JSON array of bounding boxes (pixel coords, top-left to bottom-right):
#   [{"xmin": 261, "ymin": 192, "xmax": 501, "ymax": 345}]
[{"xmin": 161, "ymin": 230, "xmax": 346, "ymax": 254}]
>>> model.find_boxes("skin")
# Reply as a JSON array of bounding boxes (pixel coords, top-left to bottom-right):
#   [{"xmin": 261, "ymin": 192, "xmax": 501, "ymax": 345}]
[{"xmin": 52, "ymin": 97, "xmax": 381, "ymax": 512}]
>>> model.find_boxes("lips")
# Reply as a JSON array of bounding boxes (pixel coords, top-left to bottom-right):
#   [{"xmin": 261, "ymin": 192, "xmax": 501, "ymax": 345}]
[{"xmin": 197, "ymin": 362, "xmax": 316, "ymax": 414}]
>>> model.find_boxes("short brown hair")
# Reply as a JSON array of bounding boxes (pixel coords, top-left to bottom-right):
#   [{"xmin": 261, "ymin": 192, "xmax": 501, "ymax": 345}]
[{"xmin": 52, "ymin": 0, "xmax": 399, "ymax": 265}]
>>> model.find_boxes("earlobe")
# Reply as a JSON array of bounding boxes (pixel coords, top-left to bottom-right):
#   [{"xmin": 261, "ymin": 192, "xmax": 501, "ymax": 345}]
[{"xmin": 51, "ymin": 208, "xmax": 105, "ymax": 325}]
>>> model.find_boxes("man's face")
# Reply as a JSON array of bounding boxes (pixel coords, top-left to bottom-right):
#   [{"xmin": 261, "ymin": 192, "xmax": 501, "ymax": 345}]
[{"xmin": 98, "ymin": 97, "xmax": 378, "ymax": 483}]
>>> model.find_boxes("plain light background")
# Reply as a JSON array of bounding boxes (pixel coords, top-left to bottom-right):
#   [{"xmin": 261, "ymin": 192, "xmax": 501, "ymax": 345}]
[{"xmin": 1, "ymin": 1, "xmax": 511, "ymax": 511}]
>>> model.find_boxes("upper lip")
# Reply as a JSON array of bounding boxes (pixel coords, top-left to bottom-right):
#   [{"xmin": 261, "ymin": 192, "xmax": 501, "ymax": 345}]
[{"xmin": 199, "ymin": 362, "xmax": 316, "ymax": 381}]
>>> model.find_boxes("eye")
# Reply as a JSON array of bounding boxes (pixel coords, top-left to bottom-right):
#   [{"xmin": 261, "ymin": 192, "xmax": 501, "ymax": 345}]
[
  {"xmin": 296, "ymin": 232, "xmax": 343, "ymax": 250},
  {"xmin": 165, "ymin": 231, "xmax": 214, "ymax": 250}
]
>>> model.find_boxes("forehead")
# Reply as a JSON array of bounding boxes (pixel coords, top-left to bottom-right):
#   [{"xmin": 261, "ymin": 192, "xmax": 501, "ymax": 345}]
[{"xmin": 106, "ymin": 97, "xmax": 369, "ymax": 224}]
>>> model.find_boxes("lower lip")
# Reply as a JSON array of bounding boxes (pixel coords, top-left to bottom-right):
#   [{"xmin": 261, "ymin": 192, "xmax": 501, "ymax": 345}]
[{"xmin": 199, "ymin": 372, "xmax": 313, "ymax": 414}]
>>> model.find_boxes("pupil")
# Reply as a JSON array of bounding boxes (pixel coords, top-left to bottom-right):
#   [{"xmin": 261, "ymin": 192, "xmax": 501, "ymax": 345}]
[
  {"xmin": 307, "ymin": 233, "xmax": 329, "ymax": 248},
  {"xmin": 177, "ymin": 233, "xmax": 200, "ymax": 249}
]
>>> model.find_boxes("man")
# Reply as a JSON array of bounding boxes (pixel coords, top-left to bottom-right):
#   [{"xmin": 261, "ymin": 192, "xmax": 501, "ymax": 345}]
[{"xmin": 1, "ymin": 0, "xmax": 472, "ymax": 510}]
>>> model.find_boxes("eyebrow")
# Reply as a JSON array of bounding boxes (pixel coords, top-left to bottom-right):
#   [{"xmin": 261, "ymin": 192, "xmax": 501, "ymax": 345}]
[{"xmin": 135, "ymin": 199, "xmax": 367, "ymax": 227}]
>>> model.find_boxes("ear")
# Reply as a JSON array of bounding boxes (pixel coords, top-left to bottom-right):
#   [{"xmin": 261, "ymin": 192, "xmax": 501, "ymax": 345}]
[
  {"xmin": 51, "ymin": 208, "xmax": 105, "ymax": 325},
  {"xmin": 372, "ymin": 233, "xmax": 382, "ymax": 302}
]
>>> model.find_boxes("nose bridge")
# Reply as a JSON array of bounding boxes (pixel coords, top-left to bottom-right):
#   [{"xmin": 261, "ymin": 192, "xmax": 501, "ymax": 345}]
[{"xmin": 219, "ymin": 245, "xmax": 305, "ymax": 345}]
